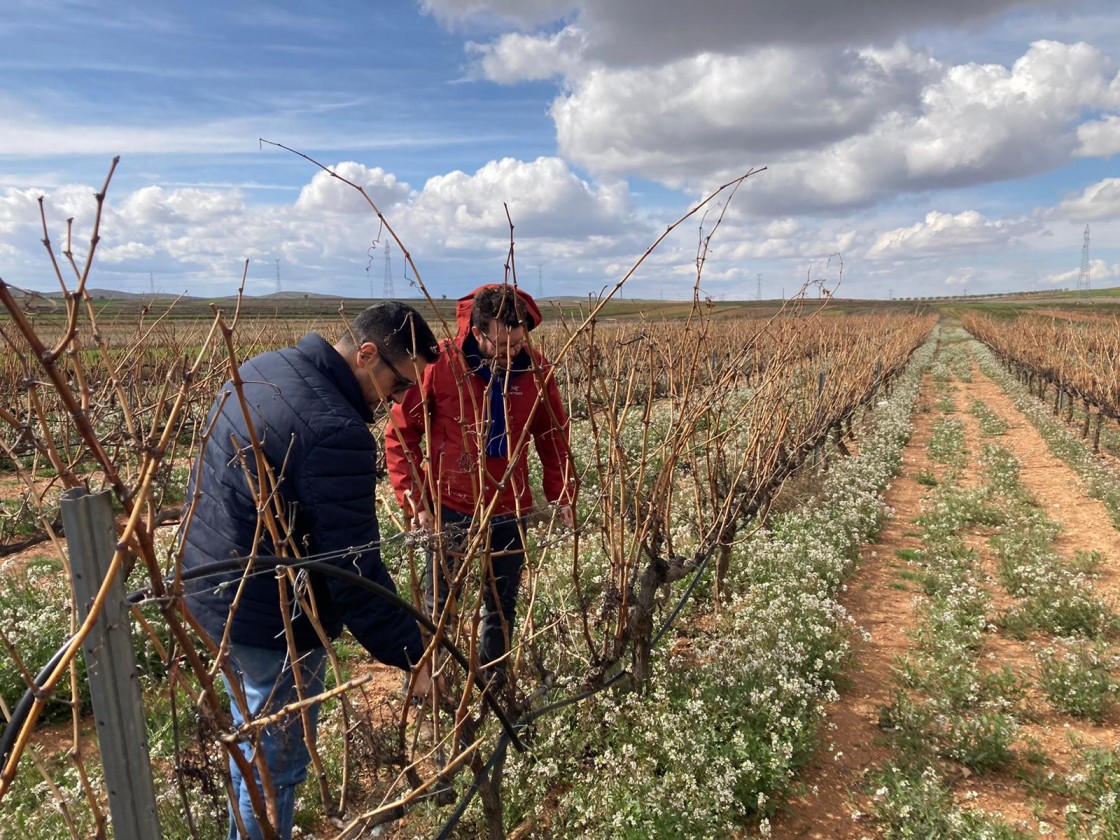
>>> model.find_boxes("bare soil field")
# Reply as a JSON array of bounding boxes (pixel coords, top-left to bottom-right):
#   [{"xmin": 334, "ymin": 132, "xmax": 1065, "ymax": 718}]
[{"xmin": 771, "ymin": 349, "xmax": 1120, "ymax": 839}]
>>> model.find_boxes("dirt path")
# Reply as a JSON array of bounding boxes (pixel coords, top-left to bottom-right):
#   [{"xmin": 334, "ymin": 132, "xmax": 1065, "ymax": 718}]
[
  {"xmin": 769, "ymin": 374, "xmax": 939, "ymax": 838},
  {"xmin": 962, "ymin": 360, "xmax": 1120, "ymax": 832},
  {"xmin": 966, "ymin": 367, "xmax": 1120, "ymax": 586},
  {"xmin": 771, "ymin": 352, "xmax": 1120, "ymax": 839}
]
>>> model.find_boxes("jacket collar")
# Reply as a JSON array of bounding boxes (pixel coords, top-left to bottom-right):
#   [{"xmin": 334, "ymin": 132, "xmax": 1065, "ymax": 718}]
[
  {"xmin": 295, "ymin": 333, "xmax": 374, "ymax": 423},
  {"xmin": 461, "ymin": 331, "xmax": 531, "ymax": 378}
]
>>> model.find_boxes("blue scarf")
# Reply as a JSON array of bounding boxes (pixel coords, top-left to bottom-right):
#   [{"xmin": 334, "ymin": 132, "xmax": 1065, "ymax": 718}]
[
  {"xmin": 464, "ymin": 334, "xmax": 516, "ymax": 458},
  {"xmin": 475, "ymin": 364, "xmax": 509, "ymax": 457}
]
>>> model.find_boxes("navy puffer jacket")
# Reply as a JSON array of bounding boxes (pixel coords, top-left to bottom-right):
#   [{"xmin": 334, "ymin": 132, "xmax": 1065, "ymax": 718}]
[{"xmin": 181, "ymin": 333, "xmax": 422, "ymax": 671}]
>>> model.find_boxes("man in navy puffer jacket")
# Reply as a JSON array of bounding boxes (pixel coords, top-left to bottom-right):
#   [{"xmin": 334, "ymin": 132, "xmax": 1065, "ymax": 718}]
[{"xmin": 181, "ymin": 301, "xmax": 439, "ymax": 840}]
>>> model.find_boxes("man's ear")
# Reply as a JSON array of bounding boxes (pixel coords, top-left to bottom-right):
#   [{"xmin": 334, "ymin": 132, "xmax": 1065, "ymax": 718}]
[{"xmin": 357, "ymin": 341, "xmax": 379, "ymax": 367}]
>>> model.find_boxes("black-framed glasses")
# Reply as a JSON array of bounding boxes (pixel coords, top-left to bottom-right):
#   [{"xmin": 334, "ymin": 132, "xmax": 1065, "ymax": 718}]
[
  {"xmin": 374, "ymin": 344, "xmax": 415, "ymax": 396},
  {"xmin": 479, "ymin": 331, "xmax": 526, "ymax": 353}
]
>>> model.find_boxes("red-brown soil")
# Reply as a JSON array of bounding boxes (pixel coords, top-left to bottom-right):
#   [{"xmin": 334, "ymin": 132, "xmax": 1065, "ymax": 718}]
[{"xmin": 771, "ymin": 355, "xmax": 1120, "ymax": 839}]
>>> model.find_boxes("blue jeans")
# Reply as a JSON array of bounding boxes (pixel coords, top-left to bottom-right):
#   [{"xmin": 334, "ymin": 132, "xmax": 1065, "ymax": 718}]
[
  {"xmin": 426, "ymin": 506, "xmax": 525, "ymax": 670},
  {"xmin": 222, "ymin": 643, "xmax": 327, "ymax": 840}
]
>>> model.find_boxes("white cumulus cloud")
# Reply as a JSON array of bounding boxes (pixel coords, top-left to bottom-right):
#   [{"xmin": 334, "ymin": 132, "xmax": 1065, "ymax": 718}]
[
  {"xmin": 1053, "ymin": 178, "xmax": 1120, "ymax": 221},
  {"xmin": 5, "ymin": 156, "xmax": 650, "ymax": 296},
  {"xmin": 553, "ymin": 44, "xmax": 936, "ymax": 187},
  {"xmin": 295, "ymin": 163, "xmax": 414, "ymax": 214},
  {"xmin": 98, "ymin": 241, "xmax": 159, "ymax": 263},
  {"xmin": 944, "ymin": 269, "xmax": 975, "ymax": 287},
  {"xmin": 1041, "ymin": 258, "xmax": 1120, "ymax": 286},
  {"xmin": 407, "ymin": 156, "xmax": 636, "ymax": 246},
  {"xmin": 1076, "ymin": 114, "xmax": 1120, "ymax": 157},
  {"xmin": 0, "ymin": 188, "xmax": 44, "ymax": 234},
  {"xmin": 448, "ymin": 2, "xmax": 1120, "ymax": 218},
  {"xmin": 470, "ymin": 27, "xmax": 588, "ymax": 83},
  {"xmin": 713, "ymin": 40, "xmax": 1120, "ymax": 215},
  {"xmin": 867, "ymin": 210, "xmax": 1036, "ymax": 258},
  {"xmin": 904, "ymin": 41, "xmax": 1119, "ymax": 181},
  {"xmin": 119, "ymin": 186, "xmax": 247, "ymax": 226}
]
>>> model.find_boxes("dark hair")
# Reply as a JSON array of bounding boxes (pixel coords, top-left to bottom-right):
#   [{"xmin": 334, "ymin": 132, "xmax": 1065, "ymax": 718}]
[
  {"xmin": 343, "ymin": 302, "xmax": 440, "ymax": 363},
  {"xmin": 471, "ymin": 285, "xmax": 534, "ymax": 333}
]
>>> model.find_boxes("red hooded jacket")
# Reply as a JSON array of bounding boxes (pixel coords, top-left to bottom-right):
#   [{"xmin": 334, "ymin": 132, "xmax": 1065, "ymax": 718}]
[{"xmin": 385, "ymin": 285, "xmax": 574, "ymax": 519}]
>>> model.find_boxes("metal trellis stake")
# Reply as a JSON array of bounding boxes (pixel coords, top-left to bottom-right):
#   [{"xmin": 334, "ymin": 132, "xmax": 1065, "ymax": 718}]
[
  {"xmin": 61, "ymin": 487, "xmax": 163, "ymax": 840},
  {"xmin": 813, "ymin": 370, "xmax": 827, "ymax": 472}
]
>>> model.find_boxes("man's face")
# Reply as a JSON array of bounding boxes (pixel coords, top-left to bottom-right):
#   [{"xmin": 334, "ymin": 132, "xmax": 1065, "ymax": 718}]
[
  {"xmin": 356, "ymin": 342, "xmax": 426, "ymax": 409},
  {"xmin": 473, "ymin": 322, "xmax": 526, "ymax": 368}
]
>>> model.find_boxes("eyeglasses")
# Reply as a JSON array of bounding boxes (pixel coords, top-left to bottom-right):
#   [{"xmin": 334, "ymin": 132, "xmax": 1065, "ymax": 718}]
[
  {"xmin": 479, "ymin": 332, "xmax": 526, "ymax": 353},
  {"xmin": 374, "ymin": 344, "xmax": 416, "ymax": 396}
]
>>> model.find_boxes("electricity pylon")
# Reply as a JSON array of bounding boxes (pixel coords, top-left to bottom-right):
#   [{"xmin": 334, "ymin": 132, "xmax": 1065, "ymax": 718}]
[{"xmin": 1076, "ymin": 225, "xmax": 1091, "ymax": 292}]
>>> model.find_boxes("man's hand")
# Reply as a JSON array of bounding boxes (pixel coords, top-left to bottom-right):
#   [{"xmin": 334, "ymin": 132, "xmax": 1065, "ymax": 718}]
[
  {"xmin": 409, "ymin": 660, "xmax": 434, "ymax": 697},
  {"xmin": 558, "ymin": 504, "xmax": 575, "ymax": 529},
  {"xmin": 414, "ymin": 508, "xmax": 433, "ymax": 531}
]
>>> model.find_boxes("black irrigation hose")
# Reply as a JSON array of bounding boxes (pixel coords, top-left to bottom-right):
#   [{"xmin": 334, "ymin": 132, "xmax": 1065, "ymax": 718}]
[
  {"xmin": 0, "ymin": 540, "xmax": 712, "ymax": 831},
  {"xmin": 434, "ymin": 731, "xmax": 511, "ymax": 840},
  {"xmin": 433, "ymin": 666, "xmax": 636, "ymax": 840},
  {"xmin": 0, "ymin": 640, "xmax": 81, "ymax": 770},
  {"xmin": 0, "ymin": 584, "xmax": 164, "ymax": 765},
  {"xmin": 0, "ymin": 585, "xmax": 153, "ymax": 769},
  {"xmin": 651, "ymin": 548, "xmax": 714, "ymax": 649},
  {"xmin": 0, "ymin": 554, "xmax": 524, "ymax": 771},
  {"xmin": 429, "ymin": 376, "xmax": 906, "ymax": 837},
  {"xmin": 440, "ymin": 350, "xmax": 931, "ymax": 835},
  {"xmin": 434, "ymin": 548, "xmax": 716, "ymax": 839},
  {"xmin": 184, "ymin": 557, "xmax": 525, "ymax": 750}
]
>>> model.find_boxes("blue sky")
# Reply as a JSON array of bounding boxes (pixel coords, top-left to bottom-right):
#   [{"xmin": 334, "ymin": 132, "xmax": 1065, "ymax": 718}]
[{"xmin": 1, "ymin": 0, "xmax": 1118, "ymax": 301}]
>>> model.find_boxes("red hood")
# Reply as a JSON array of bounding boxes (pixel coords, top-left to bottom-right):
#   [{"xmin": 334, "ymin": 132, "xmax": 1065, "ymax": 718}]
[{"xmin": 454, "ymin": 284, "xmax": 543, "ymax": 340}]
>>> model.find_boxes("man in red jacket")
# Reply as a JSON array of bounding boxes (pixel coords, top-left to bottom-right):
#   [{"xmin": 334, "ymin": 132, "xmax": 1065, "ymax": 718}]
[{"xmin": 385, "ymin": 284, "xmax": 574, "ymax": 685}]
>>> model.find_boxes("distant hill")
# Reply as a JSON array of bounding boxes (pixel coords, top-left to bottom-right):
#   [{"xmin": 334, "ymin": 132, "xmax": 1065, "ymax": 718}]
[
  {"xmin": 7, "ymin": 284, "xmax": 1117, "ymax": 322},
  {"xmin": 33, "ymin": 288, "xmax": 349, "ymax": 302},
  {"xmin": 2, "ymin": 284, "xmax": 63, "ymax": 310},
  {"xmin": 255, "ymin": 291, "xmax": 342, "ymax": 300},
  {"xmin": 40, "ymin": 288, "xmax": 182, "ymax": 301}
]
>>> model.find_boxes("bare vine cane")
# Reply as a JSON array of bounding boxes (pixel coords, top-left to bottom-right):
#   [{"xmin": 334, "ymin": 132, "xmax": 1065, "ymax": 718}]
[
  {"xmin": 963, "ymin": 310, "xmax": 1120, "ymax": 443},
  {"xmin": 257, "ymin": 139, "xmax": 454, "ymax": 339},
  {"xmin": 429, "ymin": 309, "xmax": 935, "ymax": 838},
  {"xmin": 254, "ymin": 142, "xmax": 506, "ymax": 770},
  {"xmin": 0, "ymin": 289, "xmax": 234, "ymax": 810},
  {"xmin": 1, "ymin": 258, "xmax": 255, "ymax": 837},
  {"xmin": 203, "ymin": 290, "xmax": 309, "ymax": 839}
]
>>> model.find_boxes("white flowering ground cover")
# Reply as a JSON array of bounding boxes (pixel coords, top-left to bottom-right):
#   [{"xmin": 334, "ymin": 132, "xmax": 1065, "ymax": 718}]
[
  {"xmin": 792, "ymin": 330, "xmax": 1120, "ymax": 839},
  {"xmin": 10, "ymin": 323, "xmax": 1120, "ymax": 840},
  {"xmin": 0, "ymin": 315, "xmax": 933, "ymax": 840},
  {"xmin": 481, "ymin": 342, "xmax": 937, "ymax": 838},
  {"xmin": 971, "ymin": 339, "xmax": 1120, "ymax": 530}
]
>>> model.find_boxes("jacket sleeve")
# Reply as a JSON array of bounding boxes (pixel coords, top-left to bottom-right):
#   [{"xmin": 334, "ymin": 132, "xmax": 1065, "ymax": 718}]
[
  {"xmin": 532, "ymin": 361, "xmax": 575, "ymax": 506},
  {"xmin": 384, "ymin": 380, "xmax": 428, "ymax": 517},
  {"xmin": 299, "ymin": 423, "xmax": 422, "ymax": 671}
]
